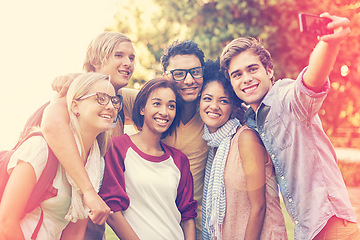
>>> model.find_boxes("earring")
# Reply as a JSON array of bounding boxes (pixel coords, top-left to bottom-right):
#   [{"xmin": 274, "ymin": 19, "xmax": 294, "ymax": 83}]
[{"xmin": 76, "ymin": 112, "xmax": 80, "ymax": 116}]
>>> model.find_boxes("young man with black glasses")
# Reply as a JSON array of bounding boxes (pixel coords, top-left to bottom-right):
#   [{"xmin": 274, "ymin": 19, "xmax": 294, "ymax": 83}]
[{"xmin": 121, "ymin": 40, "xmax": 209, "ymax": 239}]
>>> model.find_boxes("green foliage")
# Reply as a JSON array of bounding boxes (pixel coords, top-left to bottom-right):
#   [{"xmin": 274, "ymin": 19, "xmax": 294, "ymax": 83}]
[
  {"xmin": 109, "ymin": 0, "xmax": 360, "ymax": 138},
  {"xmin": 338, "ymin": 161, "xmax": 360, "ymax": 187}
]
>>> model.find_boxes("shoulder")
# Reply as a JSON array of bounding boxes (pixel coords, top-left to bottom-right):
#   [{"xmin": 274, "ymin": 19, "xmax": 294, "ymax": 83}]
[
  {"xmin": 162, "ymin": 143, "xmax": 189, "ymax": 164},
  {"xmin": 237, "ymin": 126, "xmax": 261, "ymax": 144}
]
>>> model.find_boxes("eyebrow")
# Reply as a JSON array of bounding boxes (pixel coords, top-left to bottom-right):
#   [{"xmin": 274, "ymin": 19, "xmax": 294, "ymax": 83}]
[
  {"xmin": 114, "ymin": 51, "xmax": 135, "ymax": 57},
  {"xmin": 202, "ymin": 93, "xmax": 230, "ymax": 99},
  {"xmin": 151, "ymin": 98, "xmax": 176, "ymax": 104},
  {"xmin": 230, "ymin": 63, "xmax": 259, "ymax": 77}
]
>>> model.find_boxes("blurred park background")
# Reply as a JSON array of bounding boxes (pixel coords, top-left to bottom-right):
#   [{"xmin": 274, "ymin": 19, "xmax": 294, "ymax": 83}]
[
  {"xmin": 1, "ymin": 0, "xmax": 359, "ymax": 238},
  {"xmin": 2, "ymin": 0, "xmax": 359, "ymax": 181}
]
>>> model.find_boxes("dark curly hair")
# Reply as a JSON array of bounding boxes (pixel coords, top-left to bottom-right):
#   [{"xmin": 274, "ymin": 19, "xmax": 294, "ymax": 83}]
[
  {"xmin": 161, "ymin": 40, "xmax": 205, "ymax": 72},
  {"xmin": 202, "ymin": 58, "xmax": 246, "ymax": 123}
]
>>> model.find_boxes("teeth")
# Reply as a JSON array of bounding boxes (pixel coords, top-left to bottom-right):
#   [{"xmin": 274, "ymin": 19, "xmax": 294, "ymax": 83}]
[
  {"xmin": 243, "ymin": 85, "xmax": 257, "ymax": 93},
  {"xmin": 155, "ymin": 119, "xmax": 168, "ymax": 124},
  {"xmin": 119, "ymin": 70, "xmax": 129, "ymax": 75},
  {"xmin": 100, "ymin": 114, "xmax": 112, "ymax": 119},
  {"xmin": 207, "ymin": 112, "xmax": 220, "ymax": 117}
]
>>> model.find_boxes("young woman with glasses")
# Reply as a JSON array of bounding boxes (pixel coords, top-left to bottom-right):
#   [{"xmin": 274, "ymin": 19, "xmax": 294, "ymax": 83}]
[{"xmin": 0, "ymin": 73, "xmax": 118, "ymax": 240}]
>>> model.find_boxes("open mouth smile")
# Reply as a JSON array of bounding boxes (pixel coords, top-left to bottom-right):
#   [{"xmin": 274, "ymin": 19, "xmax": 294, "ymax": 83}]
[
  {"xmin": 242, "ymin": 84, "xmax": 258, "ymax": 93},
  {"xmin": 118, "ymin": 70, "xmax": 130, "ymax": 76},
  {"xmin": 100, "ymin": 114, "xmax": 114, "ymax": 120},
  {"xmin": 206, "ymin": 112, "xmax": 221, "ymax": 118}
]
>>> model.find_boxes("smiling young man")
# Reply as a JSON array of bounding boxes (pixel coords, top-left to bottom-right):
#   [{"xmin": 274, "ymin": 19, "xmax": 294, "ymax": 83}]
[
  {"xmin": 41, "ymin": 32, "xmax": 136, "ymax": 239},
  {"xmin": 220, "ymin": 13, "xmax": 360, "ymax": 240},
  {"xmin": 160, "ymin": 41, "xmax": 209, "ymax": 239}
]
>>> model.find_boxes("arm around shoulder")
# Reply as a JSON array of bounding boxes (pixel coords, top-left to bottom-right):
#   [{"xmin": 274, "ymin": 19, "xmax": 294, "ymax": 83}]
[{"xmin": 41, "ymin": 95, "xmax": 110, "ymax": 224}]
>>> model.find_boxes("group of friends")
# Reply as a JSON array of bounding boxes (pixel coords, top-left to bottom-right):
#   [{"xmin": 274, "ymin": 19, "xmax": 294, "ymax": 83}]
[{"xmin": 0, "ymin": 12, "xmax": 359, "ymax": 240}]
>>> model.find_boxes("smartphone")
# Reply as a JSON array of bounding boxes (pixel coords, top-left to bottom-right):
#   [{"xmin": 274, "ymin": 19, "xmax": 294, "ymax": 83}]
[{"xmin": 299, "ymin": 13, "xmax": 333, "ymax": 36}]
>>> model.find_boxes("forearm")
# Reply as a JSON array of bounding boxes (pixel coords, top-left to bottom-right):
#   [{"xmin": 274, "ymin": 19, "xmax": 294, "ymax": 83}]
[
  {"xmin": 244, "ymin": 205, "xmax": 266, "ymax": 240},
  {"xmin": 0, "ymin": 221, "xmax": 25, "ymax": 240},
  {"xmin": 303, "ymin": 13, "xmax": 351, "ymax": 92},
  {"xmin": 107, "ymin": 211, "xmax": 140, "ymax": 240},
  {"xmin": 41, "ymin": 96, "xmax": 94, "ymax": 193},
  {"xmin": 303, "ymin": 41, "xmax": 340, "ymax": 92},
  {"xmin": 181, "ymin": 218, "xmax": 196, "ymax": 240},
  {"xmin": 60, "ymin": 219, "xmax": 88, "ymax": 240}
]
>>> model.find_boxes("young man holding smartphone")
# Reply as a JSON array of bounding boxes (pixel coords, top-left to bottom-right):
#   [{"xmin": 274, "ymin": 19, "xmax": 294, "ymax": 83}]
[{"xmin": 220, "ymin": 13, "xmax": 359, "ymax": 240}]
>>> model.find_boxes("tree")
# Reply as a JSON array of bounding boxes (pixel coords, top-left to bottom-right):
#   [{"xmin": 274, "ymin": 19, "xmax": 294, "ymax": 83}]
[{"xmin": 109, "ymin": 0, "xmax": 360, "ymax": 146}]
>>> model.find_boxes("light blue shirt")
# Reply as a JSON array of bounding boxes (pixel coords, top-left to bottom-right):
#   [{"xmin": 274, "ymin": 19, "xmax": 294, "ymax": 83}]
[{"xmin": 245, "ymin": 68, "xmax": 357, "ymax": 240}]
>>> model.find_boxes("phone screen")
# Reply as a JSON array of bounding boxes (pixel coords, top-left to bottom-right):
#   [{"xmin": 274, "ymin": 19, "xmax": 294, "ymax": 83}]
[{"xmin": 299, "ymin": 13, "xmax": 333, "ymax": 36}]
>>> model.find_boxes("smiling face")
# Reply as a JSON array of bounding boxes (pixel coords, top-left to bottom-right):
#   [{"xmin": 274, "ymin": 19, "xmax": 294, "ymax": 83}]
[
  {"xmin": 73, "ymin": 80, "xmax": 117, "ymax": 136},
  {"xmin": 228, "ymin": 50, "xmax": 274, "ymax": 111},
  {"xmin": 140, "ymin": 87, "xmax": 177, "ymax": 136},
  {"xmin": 199, "ymin": 81, "xmax": 234, "ymax": 133},
  {"xmin": 165, "ymin": 54, "xmax": 203, "ymax": 103},
  {"xmin": 95, "ymin": 41, "xmax": 135, "ymax": 91}
]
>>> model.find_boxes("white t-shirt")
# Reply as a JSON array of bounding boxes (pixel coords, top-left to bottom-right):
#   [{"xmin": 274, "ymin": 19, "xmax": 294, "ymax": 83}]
[{"xmin": 8, "ymin": 136, "xmax": 71, "ymax": 240}]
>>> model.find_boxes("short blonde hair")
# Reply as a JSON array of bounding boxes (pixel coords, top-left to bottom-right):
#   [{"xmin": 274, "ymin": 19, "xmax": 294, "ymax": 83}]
[
  {"xmin": 66, "ymin": 72, "xmax": 113, "ymax": 156},
  {"xmin": 83, "ymin": 32, "xmax": 132, "ymax": 72}
]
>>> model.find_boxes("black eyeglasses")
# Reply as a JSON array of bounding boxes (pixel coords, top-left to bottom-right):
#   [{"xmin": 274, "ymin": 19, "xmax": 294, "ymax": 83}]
[
  {"xmin": 166, "ymin": 66, "xmax": 204, "ymax": 81},
  {"xmin": 79, "ymin": 92, "xmax": 123, "ymax": 111}
]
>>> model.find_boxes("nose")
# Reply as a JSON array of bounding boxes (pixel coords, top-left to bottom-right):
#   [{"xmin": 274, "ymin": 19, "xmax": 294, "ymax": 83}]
[
  {"xmin": 183, "ymin": 71, "xmax": 195, "ymax": 85},
  {"xmin": 209, "ymin": 100, "xmax": 219, "ymax": 110},
  {"xmin": 105, "ymin": 100, "xmax": 116, "ymax": 111},
  {"xmin": 122, "ymin": 57, "xmax": 131, "ymax": 67},
  {"xmin": 242, "ymin": 71, "xmax": 253, "ymax": 84},
  {"xmin": 158, "ymin": 105, "xmax": 169, "ymax": 116}
]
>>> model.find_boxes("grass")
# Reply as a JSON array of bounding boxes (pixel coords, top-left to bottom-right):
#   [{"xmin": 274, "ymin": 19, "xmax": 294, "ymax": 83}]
[{"xmin": 104, "ymin": 200, "xmax": 296, "ymax": 240}]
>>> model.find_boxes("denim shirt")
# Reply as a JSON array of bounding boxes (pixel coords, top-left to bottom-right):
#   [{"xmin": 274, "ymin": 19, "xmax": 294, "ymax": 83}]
[{"xmin": 245, "ymin": 68, "xmax": 357, "ymax": 240}]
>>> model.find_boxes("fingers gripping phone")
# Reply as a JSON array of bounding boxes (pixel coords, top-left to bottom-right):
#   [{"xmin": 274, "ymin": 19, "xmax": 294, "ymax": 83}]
[{"xmin": 299, "ymin": 13, "xmax": 334, "ymax": 36}]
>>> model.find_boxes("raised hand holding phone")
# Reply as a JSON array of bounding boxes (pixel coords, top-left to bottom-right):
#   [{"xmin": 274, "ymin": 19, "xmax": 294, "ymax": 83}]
[
  {"xmin": 299, "ymin": 13, "xmax": 333, "ymax": 36},
  {"xmin": 299, "ymin": 12, "xmax": 351, "ymax": 43}
]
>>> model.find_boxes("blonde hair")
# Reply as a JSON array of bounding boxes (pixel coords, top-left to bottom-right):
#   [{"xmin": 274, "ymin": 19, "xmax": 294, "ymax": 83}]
[
  {"xmin": 66, "ymin": 72, "xmax": 113, "ymax": 157},
  {"xmin": 83, "ymin": 32, "xmax": 132, "ymax": 72}
]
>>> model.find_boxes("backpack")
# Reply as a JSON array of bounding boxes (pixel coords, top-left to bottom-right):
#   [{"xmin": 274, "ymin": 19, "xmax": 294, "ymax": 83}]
[{"xmin": 0, "ymin": 131, "xmax": 59, "ymax": 240}]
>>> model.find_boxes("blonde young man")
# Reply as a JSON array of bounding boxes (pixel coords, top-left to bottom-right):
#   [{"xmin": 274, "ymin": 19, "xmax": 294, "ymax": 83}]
[{"xmin": 42, "ymin": 32, "xmax": 136, "ymax": 238}]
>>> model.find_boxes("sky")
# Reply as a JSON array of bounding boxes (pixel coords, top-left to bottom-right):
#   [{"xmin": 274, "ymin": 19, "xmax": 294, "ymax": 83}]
[{"xmin": 0, "ymin": 0, "xmax": 117, "ymax": 149}]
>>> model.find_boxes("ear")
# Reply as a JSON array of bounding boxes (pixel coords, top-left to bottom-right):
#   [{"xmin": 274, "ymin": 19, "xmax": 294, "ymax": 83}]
[
  {"xmin": 92, "ymin": 60, "xmax": 102, "ymax": 71},
  {"xmin": 266, "ymin": 67, "xmax": 274, "ymax": 80},
  {"xmin": 140, "ymin": 108, "xmax": 144, "ymax": 116},
  {"xmin": 71, "ymin": 100, "xmax": 80, "ymax": 116}
]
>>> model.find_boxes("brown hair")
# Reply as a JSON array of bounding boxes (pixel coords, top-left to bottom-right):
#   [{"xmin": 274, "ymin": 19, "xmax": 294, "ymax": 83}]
[{"xmin": 220, "ymin": 37, "xmax": 274, "ymax": 82}]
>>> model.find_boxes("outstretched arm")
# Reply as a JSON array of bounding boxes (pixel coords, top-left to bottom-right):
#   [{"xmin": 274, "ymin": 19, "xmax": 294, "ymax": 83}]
[
  {"xmin": 303, "ymin": 13, "xmax": 351, "ymax": 92},
  {"xmin": 41, "ymin": 95, "xmax": 110, "ymax": 224}
]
